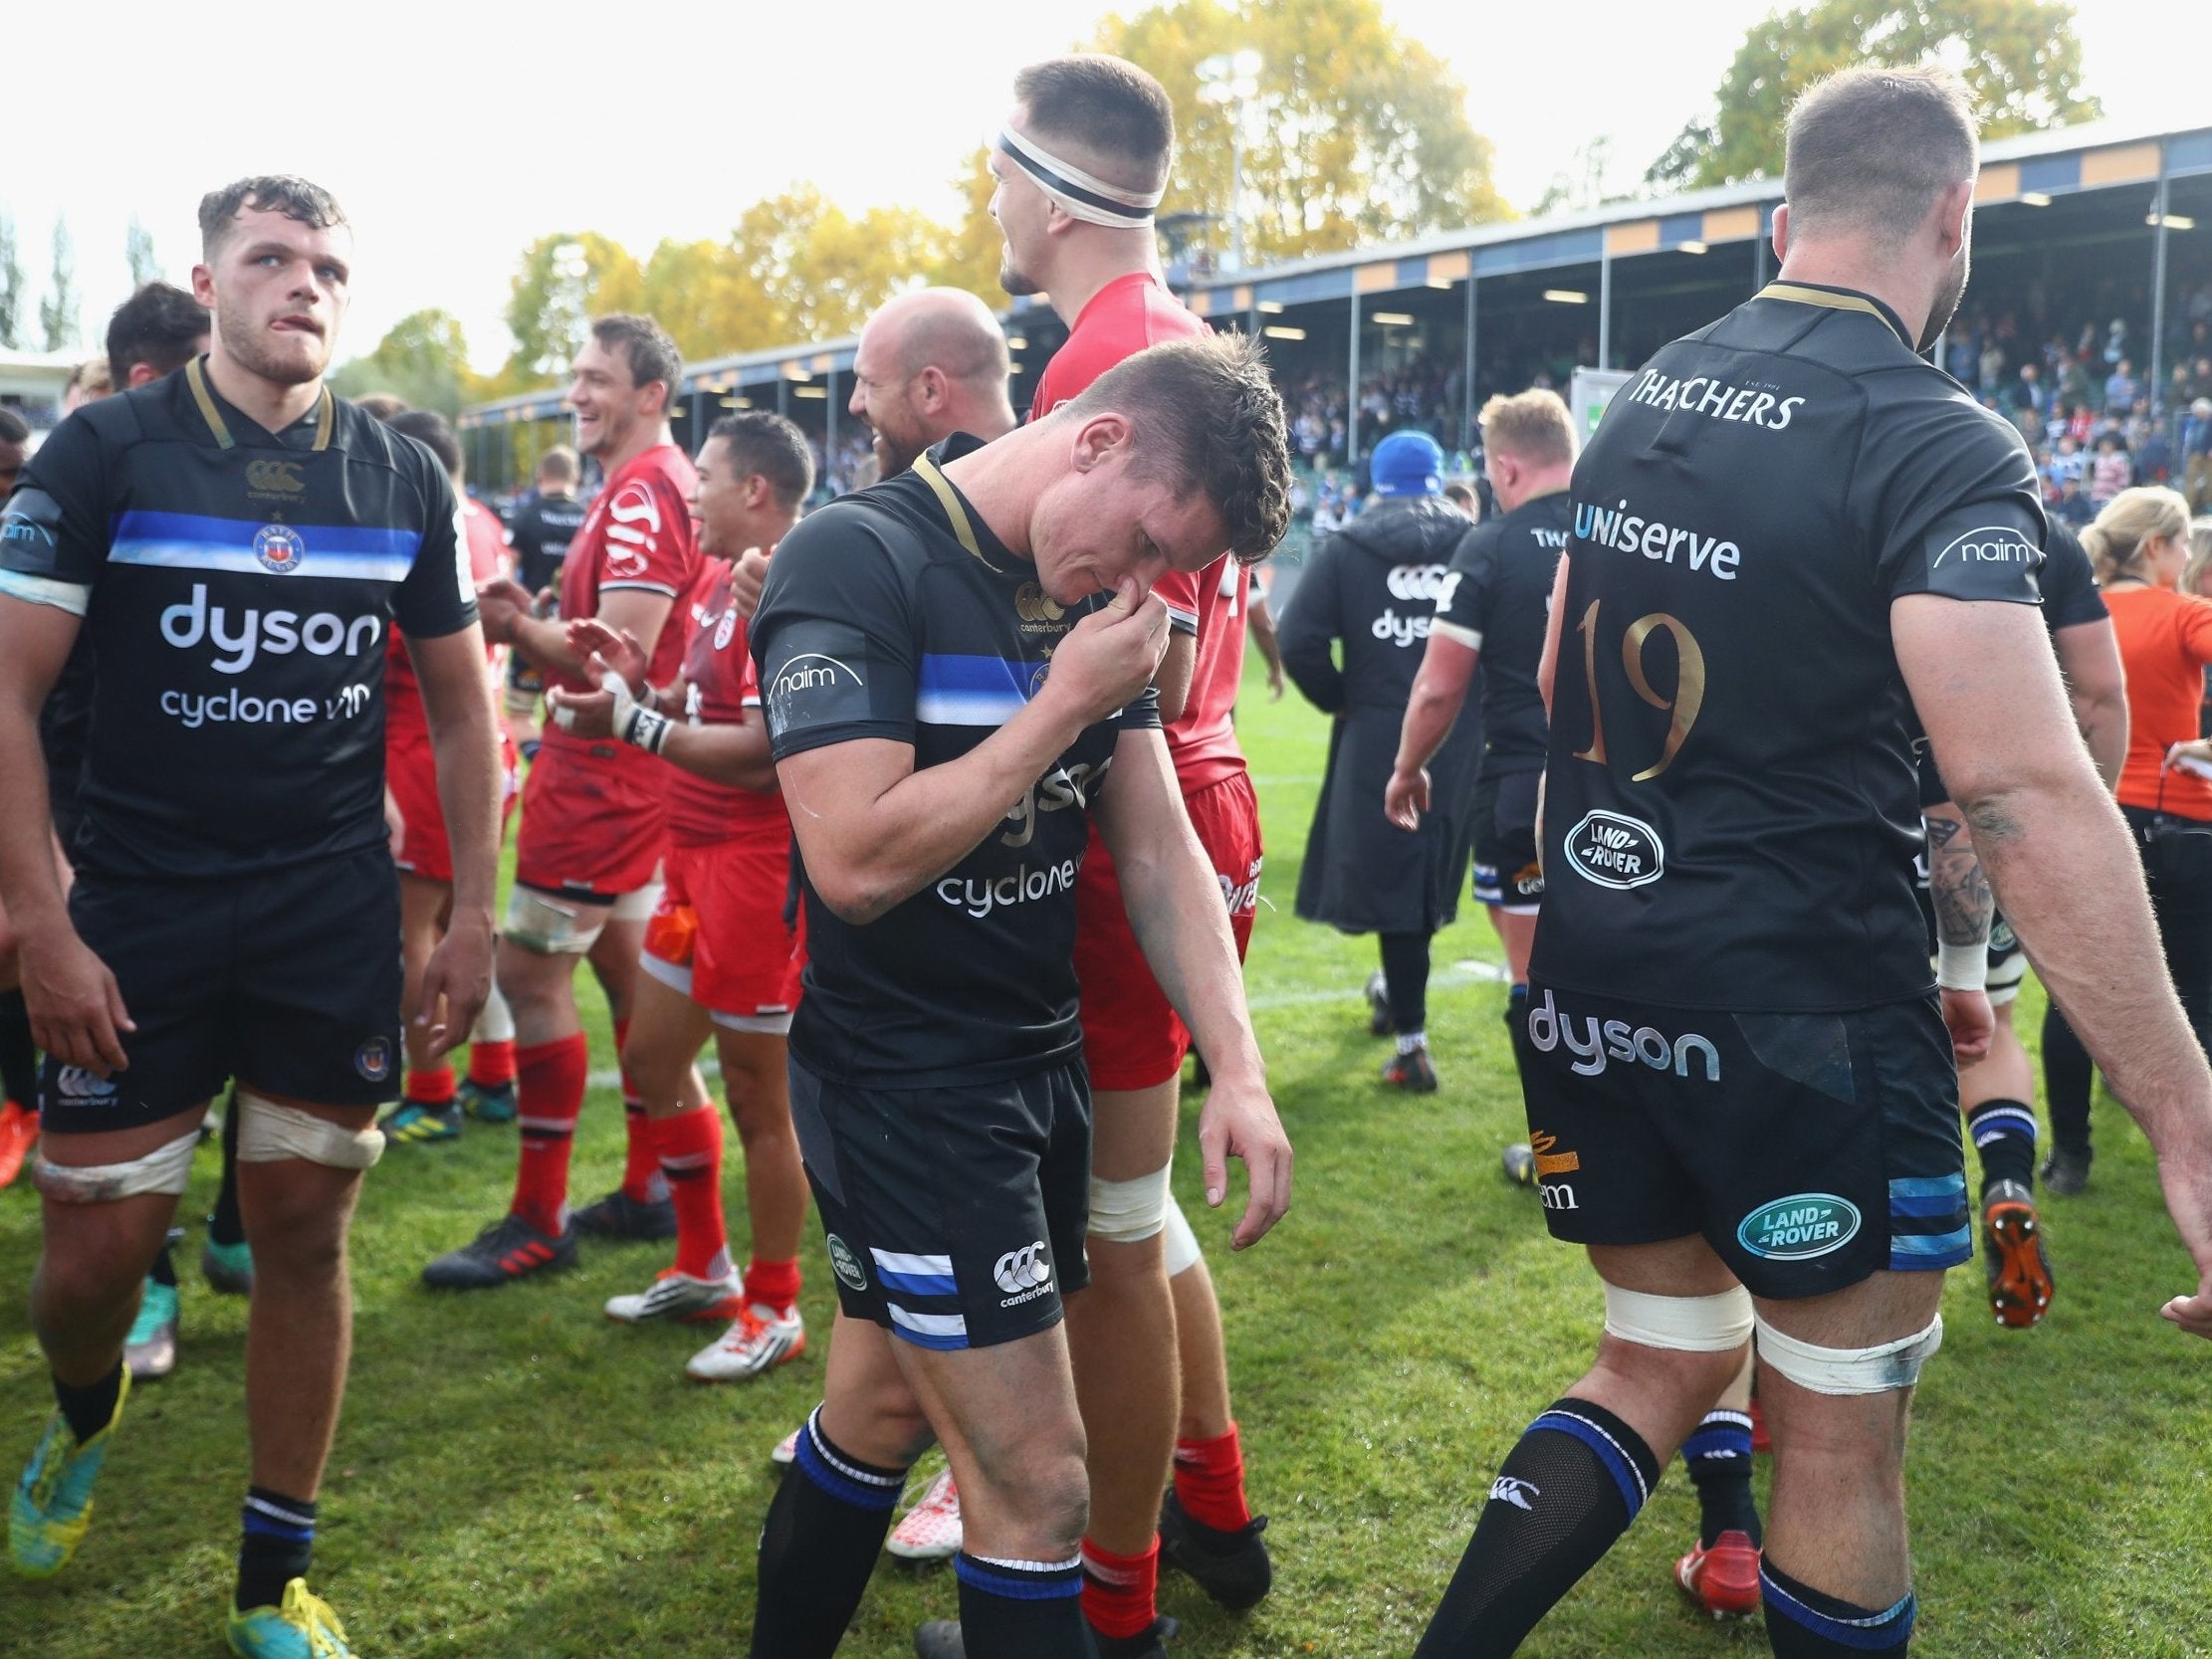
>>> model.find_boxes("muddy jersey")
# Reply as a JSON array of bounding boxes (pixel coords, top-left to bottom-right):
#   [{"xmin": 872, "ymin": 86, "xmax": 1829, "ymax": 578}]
[
  {"xmin": 1432, "ymin": 490, "xmax": 1574, "ymax": 777},
  {"xmin": 1530, "ymin": 283, "xmax": 2046, "ymax": 1010},
  {"xmin": 751, "ymin": 436, "xmax": 1160, "ymax": 1088},
  {"xmin": 665, "ymin": 557, "xmax": 786, "ymax": 847},
  {"xmin": 0, "ymin": 360, "xmax": 472, "ymax": 879}
]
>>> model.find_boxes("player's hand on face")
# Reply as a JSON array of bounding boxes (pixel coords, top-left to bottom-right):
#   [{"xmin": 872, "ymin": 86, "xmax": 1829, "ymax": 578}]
[
  {"xmin": 17, "ymin": 925, "xmax": 132, "ymax": 1079},
  {"xmin": 1196, "ymin": 1071, "xmax": 1293, "ymax": 1250},
  {"xmin": 1047, "ymin": 577, "xmax": 1171, "ymax": 725},
  {"xmin": 731, "ymin": 547, "xmax": 771, "ymax": 619},
  {"xmin": 564, "ymin": 618, "xmax": 647, "ymax": 691},
  {"xmin": 1384, "ymin": 765, "xmax": 1432, "ymax": 832},
  {"xmin": 1939, "ymin": 986, "xmax": 1993, "ymax": 1063},
  {"xmin": 417, "ymin": 914, "xmax": 493, "ymax": 1062},
  {"xmin": 546, "ymin": 684, "xmax": 617, "ymax": 740}
]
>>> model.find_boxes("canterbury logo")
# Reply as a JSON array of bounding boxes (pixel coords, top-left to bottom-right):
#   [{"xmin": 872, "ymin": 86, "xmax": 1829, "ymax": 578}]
[
  {"xmin": 994, "ymin": 1240, "xmax": 1052, "ymax": 1295},
  {"xmin": 245, "ymin": 459, "xmax": 307, "ymax": 494},
  {"xmin": 1489, "ymin": 1476, "xmax": 1540, "ymax": 1511},
  {"xmin": 1015, "ymin": 582, "xmax": 1065, "ymax": 623}
]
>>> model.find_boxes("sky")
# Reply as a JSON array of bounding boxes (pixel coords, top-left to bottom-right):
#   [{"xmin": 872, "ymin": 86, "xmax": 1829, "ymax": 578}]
[{"xmin": 4, "ymin": 0, "xmax": 2205, "ymax": 375}]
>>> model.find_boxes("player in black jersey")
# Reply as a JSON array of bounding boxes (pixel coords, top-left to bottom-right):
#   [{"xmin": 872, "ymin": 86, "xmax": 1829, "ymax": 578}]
[
  {"xmin": 1416, "ymin": 70, "xmax": 2212, "ymax": 1659},
  {"xmin": 744, "ymin": 335, "xmax": 1292, "ymax": 1659},
  {"xmin": 500, "ymin": 446, "xmax": 585, "ymax": 757},
  {"xmin": 0, "ymin": 177, "xmax": 499, "ymax": 1659}
]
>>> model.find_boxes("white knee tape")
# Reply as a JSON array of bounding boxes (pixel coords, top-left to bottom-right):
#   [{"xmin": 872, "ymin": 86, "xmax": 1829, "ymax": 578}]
[
  {"xmin": 609, "ymin": 880, "xmax": 662, "ymax": 924},
  {"xmin": 1754, "ymin": 1312, "xmax": 1944, "ymax": 1396},
  {"xmin": 1088, "ymin": 1162, "xmax": 1173, "ymax": 1245},
  {"xmin": 473, "ymin": 976, "xmax": 516, "ymax": 1044},
  {"xmin": 1162, "ymin": 1194, "xmax": 1203, "ymax": 1278},
  {"xmin": 236, "ymin": 1092, "xmax": 385, "ymax": 1171},
  {"xmin": 33, "ymin": 1129, "xmax": 199, "ymax": 1203},
  {"xmin": 1602, "ymin": 1284, "xmax": 1755, "ymax": 1353},
  {"xmin": 503, "ymin": 886, "xmax": 606, "ymax": 954}
]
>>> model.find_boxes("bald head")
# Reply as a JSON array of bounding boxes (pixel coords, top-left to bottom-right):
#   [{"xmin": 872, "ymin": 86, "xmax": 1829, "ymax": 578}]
[
  {"xmin": 871, "ymin": 288, "xmax": 1011, "ymax": 388},
  {"xmin": 850, "ymin": 288, "xmax": 1017, "ymax": 478}
]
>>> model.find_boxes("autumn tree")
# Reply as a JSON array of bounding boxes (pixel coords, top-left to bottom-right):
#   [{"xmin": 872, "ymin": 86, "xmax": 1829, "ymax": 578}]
[
  {"xmin": 729, "ymin": 186, "xmax": 946, "ymax": 346},
  {"xmin": 126, "ymin": 216, "xmax": 159, "ymax": 288},
  {"xmin": 1647, "ymin": 0, "xmax": 2101, "ymax": 191},
  {"xmin": 493, "ymin": 232, "xmax": 644, "ymax": 395},
  {"xmin": 40, "ymin": 218, "xmax": 78, "ymax": 351},
  {"xmin": 331, "ymin": 309, "xmax": 475, "ymax": 417},
  {"xmin": 0, "ymin": 213, "xmax": 22, "ymax": 348}
]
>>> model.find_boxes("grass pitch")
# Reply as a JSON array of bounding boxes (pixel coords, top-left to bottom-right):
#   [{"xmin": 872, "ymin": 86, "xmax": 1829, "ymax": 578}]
[{"xmin": 3, "ymin": 656, "xmax": 2209, "ymax": 1657}]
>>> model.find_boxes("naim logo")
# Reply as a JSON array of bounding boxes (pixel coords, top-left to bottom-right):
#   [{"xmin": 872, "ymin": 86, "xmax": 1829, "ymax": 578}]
[
  {"xmin": 826, "ymin": 1234, "xmax": 868, "ymax": 1293},
  {"xmin": 1932, "ymin": 525, "xmax": 2036, "ymax": 567},
  {"xmin": 1737, "ymin": 1193, "xmax": 1861, "ymax": 1261}
]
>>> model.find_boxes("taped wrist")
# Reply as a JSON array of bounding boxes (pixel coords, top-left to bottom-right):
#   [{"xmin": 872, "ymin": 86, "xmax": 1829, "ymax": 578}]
[{"xmin": 1936, "ymin": 940, "xmax": 1987, "ymax": 991}]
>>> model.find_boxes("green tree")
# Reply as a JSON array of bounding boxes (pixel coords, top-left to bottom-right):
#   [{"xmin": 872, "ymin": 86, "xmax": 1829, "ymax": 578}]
[
  {"xmin": 126, "ymin": 216, "xmax": 159, "ymax": 288},
  {"xmin": 495, "ymin": 232, "xmax": 645, "ymax": 393},
  {"xmin": 331, "ymin": 309, "xmax": 475, "ymax": 416},
  {"xmin": 1646, "ymin": 0, "xmax": 2102, "ymax": 191},
  {"xmin": 40, "ymin": 218, "xmax": 78, "ymax": 352},
  {"xmin": 0, "ymin": 212, "xmax": 22, "ymax": 348}
]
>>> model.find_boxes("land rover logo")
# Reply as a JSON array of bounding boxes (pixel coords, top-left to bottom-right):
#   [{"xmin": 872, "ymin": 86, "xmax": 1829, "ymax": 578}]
[
  {"xmin": 1737, "ymin": 1194, "xmax": 1861, "ymax": 1261},
  {"xmin": 826, "ymin": 1234, "xmax": 868, "ymax": 1292},
  {"xmin": 1565, "ymin": 810, "xmax": 1664, "ymax": 889}
]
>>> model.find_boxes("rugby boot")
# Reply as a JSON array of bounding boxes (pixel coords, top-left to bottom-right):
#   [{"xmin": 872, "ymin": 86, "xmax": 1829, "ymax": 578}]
[
  {"xmin": 1675, "ymin": 1529, "xmax": 1762, "ymax": 1618},
  {"xmin": 2039, "ymin": 1143, "xmax": 2091, "ymax": 1197},
  {"xmin": 421, "ymin": 1212, "xmax": 577, "ymax": 1289},
  {"xmin": 0, "ymin": 1098, "xmax": 37, "ymax": 1189},
  {"xmin": 10, "ymin": 1367, "xmax": 128, "ymax": 1578},
  {"xmin": 458, "ymin": 1077, "xmax": 518, "ymax": 1125},
  {"xmin": 227, "ymin": 1576, "xmax": 355, "ymax": 1658},
  {"xmin": 202, "ymin": 1237, "xmax": 256, "ymax": 1297},
  {"xmin": 686, "ymin": 1303, "xmax": 806, "ymax": 1381},
  {"xmin": 1382, "ymin": 1045, "xmax": 1438, "ymax": 1093},
  {"xmin": 570, "ymin": 1187, "xmax": 678, "ymax": 1242},
  {"xmin": 1159, "ymin": 1487, "xmax": 1272, "ymax": 1609},
  {"xmin": 379, "ymin": 1099, "xmax": 462, "ymax": 1144},
  {"xmin": 771, "ymin": 1425, "xmax": 801, "ymax": 1466},
  {"xmin": 123, "ymin": 1280, "xmax": 180, "ymax": 1381},
  {"xmin": 604, "ymin": 1268, "xmax": 745, "ymax": 1324},
  {"xmin": 885, "ymin": 1467, "xmax": 962, "ymax": 1560},
  {"xmin": 1983, "ymin": 1178, "xmax": 2055, "ymax": 1328},
  {"xmin": 1365, "ymin": 969, "xmax": 1394, "ymax": 1037},
  {"xmin": 1501, "ymin": 1141, "xmax": 1537, "ymax": 1185},
  {"xmin": 915, "ymin": 1614, "xmax": 1177, "ymax": 1658}
]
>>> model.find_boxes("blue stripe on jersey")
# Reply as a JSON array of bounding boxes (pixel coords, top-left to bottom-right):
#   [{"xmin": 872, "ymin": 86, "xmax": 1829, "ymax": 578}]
[
  {"xmin": 110, "ymin": 510, "xmax": 420, "ymax": 581},
  {"xmin": 916, "ymin": 652, "xmax": 1036, "ymax": 726}
]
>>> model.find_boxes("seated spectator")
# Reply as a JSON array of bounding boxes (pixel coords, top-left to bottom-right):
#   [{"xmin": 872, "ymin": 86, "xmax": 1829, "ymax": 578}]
[
  {"xmin": 2106, "ymin": 357, "xmax": 2139, "ymax": 417},
  {"xmin": 2092, "ymin": 431, "xmax": 2135, "ymax": 509}
]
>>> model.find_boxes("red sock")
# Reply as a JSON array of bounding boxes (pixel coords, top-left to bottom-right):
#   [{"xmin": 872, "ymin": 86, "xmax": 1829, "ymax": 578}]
[
  {"xmin": 511, "ymin": 1034, "xmax": 588, "ymax": 1235},
  {"xmin": 653, "ymin": 1106, "xmax": 728, "ymax": 1280},
  {"xmin": 1174, "ymin": 1421, "xmax": 1252, "ymax": 1531},
  {"xmin": 405, "ymin": 1066, "xmax": 456, "ymax": 1106},
  {"xmin": 744, "ymin": 1255, "xmax": 801, "ymax": 1312},
  {"xmin": 612, "ymin": 1018, "xmax": 666, "ymax": 1203},
  {"xmin": 1080, "ymin": 1537, "xmax": 1159, "ymax": 1641},
  {"xmin": 468, "ymin": 1039, "xmax": 516, "ymax": 1088}
]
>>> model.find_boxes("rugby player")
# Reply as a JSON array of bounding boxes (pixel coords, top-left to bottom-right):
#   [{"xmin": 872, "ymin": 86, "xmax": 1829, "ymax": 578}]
[
  {"xmin": 500, "ymin": 446, "xmax": 587, "ymax": 763},
  {"xmin": 546, "ymin": 413, "xmax": 815, "ymax": 1382},
  {"xmin": 0, "ymin": 409, "xmax": 44, "ymax": 1188},
  {"xmin": 424, "ymin": 312, "xmax": 710, "ymax": 1289},
  {"xmin": 0, "ymin": 176, "xmax": 498, "ymax": 1659},
  {"xmin": 1414, "ymin": 70, "xmax": 2212, "ymax": 1658},
  {"xmin": 744, "ymin": 334, "xmax": 1293, "ymax": 1659}
]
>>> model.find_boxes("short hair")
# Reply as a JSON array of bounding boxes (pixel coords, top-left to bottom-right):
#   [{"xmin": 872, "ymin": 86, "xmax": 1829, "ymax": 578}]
[
  {"xmin": 0, "ymin": 407, "xmax": 29, "ymax": 444},
  {"xmin": 66, "ymin": 358, "xmax": 111, "ymax": 400},
  {"xmin": 590, "ymin": 313, "xmax": 682, "ymax": 403},
  {"xmin": 353, "ymin": 392, "xmax": 411, "ymax": 422},
  {"xmin": 537, "ymin": 445, "xmax": 579, "ymax": 485},
  {"xmin": 385, "ymin": 409, "xmax": 462, "ymax": 480},
  {"xmin": 1784, "ymin": 67, "xmax": 1979, "ymax": 246},
  {"xmin": 706, "ymin": 412, "xmax": 814, "ymax": 514},
  {"xmin": 1061, "ymin": 332, "xmax": 1291, "ymax": 563},
  {"xmin": 1443, "ymin": 481, "xmax": 1478, "ymax": 516},
  {"xmin": 901, "ymin": 296, "xmax": 1010, "ymax": 387},
  {"xmin": 1481, "ymin": 388, "xmax": 1578, "ymax": 469},
  {"xmin": 107, "ymin": 282, "xmax": 208, "ymax": 384},
  {"xmin": 1014, "ymin": 54, "xmax": 1175, "ymax": 190},
  {"xmin": 197, "ymin": 175, "xmax": 348, "ymax": 260},
  {"xmin": 2085, "ymin": 486, "xmax": 2191, "ymax": 585}
]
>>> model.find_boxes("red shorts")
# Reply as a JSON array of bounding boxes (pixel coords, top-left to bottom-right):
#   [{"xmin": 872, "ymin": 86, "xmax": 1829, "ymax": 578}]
[
  {"xmin": 387, "ymin": 726, "xmax": 519, "ymax": 886},
  {"xmin": 640, "ymin": 837, "xmax": 804, "ymax": 1030},
  {"xmin": 1074, "ymin": 769, "xmax": 1261, "ymax": 1091},
  {"xmin": 514, "ymin": 736, "xmax": 668, "ymax": 900}
]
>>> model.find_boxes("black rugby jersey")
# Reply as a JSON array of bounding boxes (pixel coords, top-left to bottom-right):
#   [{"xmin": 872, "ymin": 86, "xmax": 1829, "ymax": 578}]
[
  {"xmin": 0, "ymin": 359, "xmax": 473, "ymax": 880},
  {"xmin": 1531, "ymin": 283, "xmax": 2045, "ymax": 1010},
  {"xmin": 505, "ymin": 487, "xmax": 587, "ymax": 594},
  {"xmin": 750, "ymin": 435, "xmax": 1159, "ymax": 1088},
  {"xmin": 1432, "ymin": 490, "xmax": 1573, "ymax": 776}
]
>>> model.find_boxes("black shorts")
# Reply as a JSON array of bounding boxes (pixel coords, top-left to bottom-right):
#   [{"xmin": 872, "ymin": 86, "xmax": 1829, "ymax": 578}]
[
  {"xmin": 787, "ymin": 1057, "xmax": 1093, "ymax": 1350},
  {"xmin": 1518, "ymin": 980, "xmax": 1970, "ymax": 1300},
  {"xmin": 39, "ymin": 848, "xmax": 404, "ymax": 1136},
  {"xmin": 1471, "ymin": 768, "xmax": 1543, "ymax": 913}
]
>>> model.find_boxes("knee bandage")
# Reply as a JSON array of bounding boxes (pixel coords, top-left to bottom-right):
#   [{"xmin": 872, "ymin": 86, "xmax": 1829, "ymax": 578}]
[
  {"xmin": 34, "ymin": 1129, "xmax": 199, "ymax": 1203},
  {"xmin": 609, "ymin": 880, "xmax": 662, "ymax": 925},
  {"xmin": 1161, "ymin": 1195, "xmax": 1203, "ymax": 1278},
  {"xmin": 1088, "ymin": 1162, "xmax": 1173, "ymax": 1245},
  {"xmin": 503, "ymin": 886, "xmax": 607, "ymax": 954},
  {"xmin": 473, "ymin": 976, "xmax": 516, "ymax": 1045},
  {"xmin": 1602, "ymin": 1284, "xmax": 1755, "ymax": 1353},
  {"xmin": 1754, "ymin": 1312, "xmax": 1944, "ymax": 1396},
  {"xmin": 235, "ymin": 1092, "xmax": 385, "ymax": 1171}
]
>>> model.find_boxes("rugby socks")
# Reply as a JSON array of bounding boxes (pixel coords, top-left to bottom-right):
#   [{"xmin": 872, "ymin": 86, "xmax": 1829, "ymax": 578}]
[
  {"xmin": 513, "ymin": 1034, "xmax": 589, "ymax": 1235},
  {"xmin": 236, "ymin": 1488, "xmax": 316, "ymax": 1613},
  {"xmin": 468, "ymin": 1039, "xmax": 518, "ymax": 1089},
  {"xmin": 1967, "ymin": 1098, "xmax": 2039, "ymax": 1197},
  {"xmin": 1081, "ymin": 1536, "xmax": 1160, "ymax": 1642},
  {"xmin": 1397, "ymin": 1030, "xmax": 1430, "ymax": 1055},
  {"xmin": 208, "ymin": 1097, "xmax": 247, "ymax": 1249},
  {"xmin": 53, "ymin": 1361, "xmax": 124, "ymax": 1445},
  {"xmin": 750, "ymin": 1407, "xmax": 905, "ymax": 1659},
  {"xmin": 2041, "ymin": 1004, "xmax": 2095, "ymax": 1157},
  {"xmin": 0, "ymin": 989, "xmax": 34, "ymax": 1110},
  {"xmin": 1174, "ymin": 1421, "xmax": 1254, "ymax": 1531},
  {"xmin": 1762, "ymin": 1559, "xmax": 1914, "ymax": 1656},
  {"xmin": 1681, "ymin": 1408, "xmax": 1760, "ymax": 1549},
  {"xmin": 956, "ymin": 1551, "xmax": 1090, "ymax": 1658},
  {"xmin": 1505, "ymin": 983, "xmax": 1534, "ymax": 1088},
  {"xmin": 1412, "ymin": 1396, "xmax": 1659, "ymax": 1657},
  {"xmin": 653, "ymin": 1105, "xmax": 730, "ymax": 1280},
  {"xmin": 1379, "ymin": 931, "xmax": 1432, "ymax": 1036},
  {"xmin": 613, "ymin": 1018, "xmax": 670, "ymax": 1205},
  {"xmin": 746, "ymin": 1254, "xmax": 802, "ymax": 1313},
  {"xmin": 405, "ymin": 1066, "xmax": 457, "ymax": 1108},
  {"xmin": 149, "ymin": 1237, "xmax": 179, "ymax": 1290}
]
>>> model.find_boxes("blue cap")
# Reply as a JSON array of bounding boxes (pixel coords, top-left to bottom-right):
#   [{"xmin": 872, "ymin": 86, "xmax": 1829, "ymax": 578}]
[{"xmin": 1369, "ymin": 431, "xmax": 1444, "ymax": 498}]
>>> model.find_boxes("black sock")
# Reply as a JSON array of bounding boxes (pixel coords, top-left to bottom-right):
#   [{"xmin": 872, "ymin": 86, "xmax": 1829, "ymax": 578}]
[
  {"xmin": 955, "ymin": 1552, "xmax": 1093, "ymax": 1659},
  {"xmin": 1413, "ymin": 1397, "xmax": 1660, "ymax": 1658},
  {"xmin": 1966, "ymin": 1098, "xmax": 2039, "ymax": 1197},
  {"xmin": 1680, "ymin": 1409, "xmax": 1760, "ymax": 1548},
  {"xmin": 1506, "ymin": 984, "xmax": 1534, "ymax": 1093},
  {"xmin": 237, "ymin": 1488, "xmax": 317, "ymax": 1611},
  {"xmin": 53, "ymin": 1362, "xmax": 124, "ymax": 1444},
  {"xmin": 209, "ymin": 1094, "xmax": 247, "ymax": 1248},
  {"xmin": 2041, "ymin": 1003, "xmax": 2094, "ymax": 1154},
  {"xmin": 1380, "ymin": 932, "xmax": 1432, "ymax": 1035},
  {"xmin": 1763, "ymin": 1558, "xmax": 1914, "ymax": 1656},
  {"xmin": 748, "ymin": 1407, "xmax": 905, "ymax": 1659},
  {"xmin": 149, "ymin": 1231, "xmax": 180, "ymax": 1289},
  {"xmin": 0, "ymin": 989, "xmax": 35, "ymax": 1108}
]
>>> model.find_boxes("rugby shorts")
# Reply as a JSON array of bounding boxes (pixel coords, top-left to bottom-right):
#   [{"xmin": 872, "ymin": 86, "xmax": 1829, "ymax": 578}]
[
  {"xmin": 1472, "ymin": 767, "xmax": 1543, "ymax": 914},
  {"xmin": 640, "ymin": 838, "xmax": 803, "ymax": 1033},
  {"xmin": 513, "ymin": 735, "xmax": 668, "ymax": 901},
  {"xmin": 40, "ymin": 847, "xmax": 404, "ymax": 1135},
  {"xmin": 788, "ymin": 1057, "xmax": 1092, "ymax": 1350},
  {"xmin": 1074, "ymin": 770, "xmax": 1261, "ymax": 1091},
  {"xmin": 1517, "ymin": 978, "xmax": 1971, "ymax": 1300},
  {"xmin": 387, "ymin": 726, "xmax": 519, "ymax": 886}
]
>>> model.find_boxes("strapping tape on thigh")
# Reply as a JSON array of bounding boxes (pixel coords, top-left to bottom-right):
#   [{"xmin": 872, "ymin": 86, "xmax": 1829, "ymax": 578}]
[
  {"xmin": 1161, "ymin": 1194, "xmax": 1203, "ymax": 1278},
  {"xmin": 1089, "ymin": 1162, "xmax": 1173, "ymax": 1244},
  {"xmin": 609, "ymin": 881, "xmax": 662, "ymax": 924},
  {"xmin": 503, "ymin": 886, "xmax": 605, "ymax": 954},
  {"xmin": 1602, "ymin": 1283, "xmax": 1754, "ymax": 1352},
  {"xmin": 236, "ymin": 1092, "xmax": 385, "ymax": 1170},
  {"xmin": 1754, "ymin": 1311, "xmax": 1943, "ymax": 1395},
  {"xmin": 34, "ymin": 1129, "xmax": 199, "ymax": 1202}
]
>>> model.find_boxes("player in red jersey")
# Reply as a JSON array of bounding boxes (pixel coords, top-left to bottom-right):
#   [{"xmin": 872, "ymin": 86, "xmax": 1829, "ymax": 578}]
[
  {"xmin": 547, "ymin": 413, "xmax": 816, "ymax": 1381},
  {"xmin": 423, "ymin": 313, "xmax": 712, "ymax": 1289},
  {"xmin": 373, "ymin": 409, "xmax": 523, "ymax": 1145}
]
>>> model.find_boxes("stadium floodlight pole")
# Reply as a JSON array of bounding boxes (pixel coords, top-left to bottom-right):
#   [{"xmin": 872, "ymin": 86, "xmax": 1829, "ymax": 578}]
[
  {"xmin": 1348, "ymin": 287, "xmax": 1363, "ymax": 467},
  {"xmin": 1198, "ymin": 51, "xmax": 1262, "ymax": 272},
  {"xmin": 2149, "ymin": 140, "xmax": 2170, "ymax": 425},
  {"xmin": 1461, "ymin": 268, "xmax": 1478, "ymax": 454},
  {"xmin": 1598, "ymin": 246, "xmax": 1613, "ymax": 371}
]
